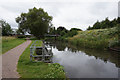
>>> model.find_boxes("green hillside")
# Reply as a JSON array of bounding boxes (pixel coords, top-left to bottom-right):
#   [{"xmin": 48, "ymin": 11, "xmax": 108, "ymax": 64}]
[{"xmin": 69, "ymin": 26, "xmax": 120, "ymax": 50}]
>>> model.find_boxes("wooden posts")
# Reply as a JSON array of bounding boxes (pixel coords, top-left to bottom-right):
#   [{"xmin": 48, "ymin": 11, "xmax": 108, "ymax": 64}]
[{"xmin": 30, "ymin": 40, "xmax": 53, "ymax": 62}]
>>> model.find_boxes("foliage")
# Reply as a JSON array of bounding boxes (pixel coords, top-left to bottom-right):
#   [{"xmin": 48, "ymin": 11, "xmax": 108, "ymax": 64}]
[
  {"xmin": 49, "ymin": 26, "xmax": 81, "ymax": 40},
  {"xmin": 116, "ymin": 24, "xmax": 120, "ymax": 38},
  {"xmin": 0, "ymin": 20, "xmax": 13, "ymax": 36},
  {"xmin": 2, "ymin": 36, "xmax": 25, "ymax": 54},
  {"xmin": 69, "ymin": 26, "xmax": 120, "ymax": 50},
  {"xmin": 70, "ymin": 28, "xmax": 82, "ymax": 31},
  {"xmin": 53, "ymin": 26, "xmax": 68, "ymax": 36},
  {"xmin": 44, "ymin": 63, "xmax": 65, "ymax": 78},
  {"xmin": 17, "ymin": 35, "xmax": 26, "ymax": 38},
  {"xmin": 109, "ymin": 24, "xmax": 120, "ymax": 48},
  {"xmin": 16, "ymin": 7, "xmax": 52, "ymax": 39},
  {"xmin": 66, "ymin": 28, "xmax": 80, "ymax": 37},
  {"xmin": 0, "ymin": 28, "xmax": 1, "ymax": 35},
  {"xmin": 87, "ymin": 17, "xmax": 120, "ymax": 30},
  {"xmin": 49, "ymin": 27, "xmax": 56, "ymax": 34},
  {"xmin": 17, "ymin": 40, "xmax": 66, "ymax": 78}
]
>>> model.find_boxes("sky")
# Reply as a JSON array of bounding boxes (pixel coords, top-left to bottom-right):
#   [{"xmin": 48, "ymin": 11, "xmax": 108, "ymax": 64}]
[
  {"xmin": 0, "ymin": 0, "xmax": 119, "ymax": 30},
  {"xmin": 118, "ymin": 1, "xmax": 120, "ymax": 17}
]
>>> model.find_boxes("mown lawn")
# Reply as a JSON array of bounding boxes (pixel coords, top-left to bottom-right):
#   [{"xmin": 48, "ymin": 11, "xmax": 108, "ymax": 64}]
[
  {"xmin": 2, "ymin": 36, "xmax": 25, "ymax": 54},
  {"xmin": 69, "ymin": 27, "xmax": 120, "ymax": 50},
  {"xmin": 17, "ymin": 40, "xmax": 66, "ymax": 79}
]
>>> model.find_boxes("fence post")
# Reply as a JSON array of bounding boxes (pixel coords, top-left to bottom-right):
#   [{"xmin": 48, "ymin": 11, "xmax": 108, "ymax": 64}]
[{"xmin": 30, "ymin": 47, "xmax": 33, "ymax": 61}]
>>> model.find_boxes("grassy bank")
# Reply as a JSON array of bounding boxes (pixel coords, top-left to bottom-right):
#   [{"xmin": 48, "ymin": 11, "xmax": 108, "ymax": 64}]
[
  {"xmin": 17, "ymin": 40, "xmax": 66, "ymax": 78},
  {"xmin": 69, "ymin": 27, "xmax": 120, "ymax": 50},
  {"xmin": 2, "ymin": 36, "xmax": 25, "ymax": 54}
]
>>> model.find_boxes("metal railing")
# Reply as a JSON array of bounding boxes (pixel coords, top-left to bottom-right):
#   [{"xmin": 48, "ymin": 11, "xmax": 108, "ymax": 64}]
[{"xmin": 30, "ymin": 40, "xmax": 53, "ymax": 62}]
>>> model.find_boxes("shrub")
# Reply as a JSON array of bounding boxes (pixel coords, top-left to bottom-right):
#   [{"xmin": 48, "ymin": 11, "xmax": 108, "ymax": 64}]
[
  {"xmin": 17, "ymin": 35, "xmax": 26, "ymax": 38},
  {"xmin": 69, "ymin": 27, "xmax": 119, "ymax": 50}
]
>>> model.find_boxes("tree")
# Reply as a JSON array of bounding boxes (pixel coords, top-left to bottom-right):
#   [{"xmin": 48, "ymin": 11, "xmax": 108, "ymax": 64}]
[
  {"xmin": 101, "ymin": 17, "xmax": 110, "ymax": 28},
  {"xmin": 87, "ymin": 26, "xmax": 91, "ymax": 30},
  {"xmin": 92, "ymin": 20, "xmax": 101, "ymax": 29},
  {"xmin": 70, "ymin": 28, "xmax": 82, "ymax": 31},
  {"xmin": 16, "ymin": 7, "xmax": 52, "ymax": 39},
  {"xmin": 0, "ymin": 20, "xmax": 12, "ymax": 36},
  {"xmin": 67, "ymin": 30, "xmax": 78, "ymax": 37},
  {"xmin": 0, "ymin": 27, "xmax": 2, "ymax": 36},
  {"xmin": 110, "ymin": 18, "xmax": 117, "ymax": 28},
  {"xmin": 56, "ymin": 26, "xmax": 68, "ymax": 35},
  {"xmin": 117, "ymin": 17, "xmax": 120, "ymax": 23},
  {"xmin": 49, "ymin": 27, "xmax": 56, "ymax": 35},
  {"xmin": 87, "ymin": 17, "xmax": 119, "ymax": 30}
]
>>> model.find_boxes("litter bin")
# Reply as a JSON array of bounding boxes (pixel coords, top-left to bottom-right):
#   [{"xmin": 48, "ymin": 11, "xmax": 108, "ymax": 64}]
[{"xmin": 35, "ymin": 47, "xmax": 43, "ymax": 55}]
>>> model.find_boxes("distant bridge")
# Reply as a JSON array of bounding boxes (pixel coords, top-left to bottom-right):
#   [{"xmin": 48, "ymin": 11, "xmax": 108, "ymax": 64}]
[
  {"xmin": 44, "ymin": 34, "xmax": 60, "ymax": 37},
  {"xmin": 44, "ymin": 34, "xmax": 60, "ymax": 40}
]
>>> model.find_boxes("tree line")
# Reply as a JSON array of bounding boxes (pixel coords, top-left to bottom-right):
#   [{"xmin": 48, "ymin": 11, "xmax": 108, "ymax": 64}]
[
  {"xmin": 0, "ymin": 20, "xmax": 13, "ymax": 36},
  {"xmin": 1, "ymin": 7, "xmax": 119, "ymax": 38},
  {"xmin": 49, "ymin": 26, "xmax": 82, "ymax": 37},
  {"xmin": 87, "ymin": 17, "xmax": 120, "ymax": 30},
  {"xmin": 1, "ymin": 7, "xmax": 81, "ymax": 39}
]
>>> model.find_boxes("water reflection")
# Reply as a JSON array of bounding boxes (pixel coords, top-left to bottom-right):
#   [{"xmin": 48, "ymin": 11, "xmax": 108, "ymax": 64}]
[{"xmin": 45, "ymin": 40, "xmax": 119, "ymax": 78}]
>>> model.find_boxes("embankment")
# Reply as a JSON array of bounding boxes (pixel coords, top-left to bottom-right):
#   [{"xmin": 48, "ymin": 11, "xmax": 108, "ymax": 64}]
[{"xmin": 68, "ymin": 27, "xmax": 120, "ymax": 50}]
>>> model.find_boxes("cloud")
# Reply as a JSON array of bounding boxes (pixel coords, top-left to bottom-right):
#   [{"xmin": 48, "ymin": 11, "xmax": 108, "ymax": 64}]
[
  {"xmin": 0, "ymin": 0, "xmax": 119, "ymax": 30},
  {"xmin": 49, "ymin": 2, "xmax": 118, "ymax": 30},
  {"xmin": 118, "ymin": 1, "xmax": 120, "ymax": 17},
  {"xmin": 0, "ymin": 1, "xmax": 35, "ymax": 29}
]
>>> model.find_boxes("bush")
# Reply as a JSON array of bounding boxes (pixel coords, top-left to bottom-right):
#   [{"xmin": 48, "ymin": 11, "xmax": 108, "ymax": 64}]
[{"xmin": 17, "ymin": 35, "xmax": 26, "ymax": 38}]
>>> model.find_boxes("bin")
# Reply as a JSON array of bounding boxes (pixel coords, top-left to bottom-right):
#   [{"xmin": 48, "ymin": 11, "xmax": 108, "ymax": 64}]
[{"xmin": 35, "ymin": 47, "xmax": 43, "ymax": 55}]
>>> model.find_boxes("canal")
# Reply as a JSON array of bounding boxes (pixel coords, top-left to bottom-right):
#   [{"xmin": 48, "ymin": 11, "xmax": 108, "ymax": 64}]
[{"xmin": 45, "ymin": 40, "xmax": 119, "ymax": 78}]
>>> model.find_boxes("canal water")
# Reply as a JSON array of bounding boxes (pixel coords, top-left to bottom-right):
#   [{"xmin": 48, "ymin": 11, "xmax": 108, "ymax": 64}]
[{"xmin": 46, "ymin": 40, "xmax": 119, "ymax": 78}]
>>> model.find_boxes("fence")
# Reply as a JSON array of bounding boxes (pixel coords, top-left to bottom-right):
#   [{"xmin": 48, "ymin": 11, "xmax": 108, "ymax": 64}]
[{"xmin": 30, "ymin": 40, "xmax": 53, "ymax": 62}]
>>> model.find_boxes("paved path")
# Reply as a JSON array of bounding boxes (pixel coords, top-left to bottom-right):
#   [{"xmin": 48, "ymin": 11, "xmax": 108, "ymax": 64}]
[{"xmin": 2, "ymin": 40, "xmax": 31, "ymax": 78}]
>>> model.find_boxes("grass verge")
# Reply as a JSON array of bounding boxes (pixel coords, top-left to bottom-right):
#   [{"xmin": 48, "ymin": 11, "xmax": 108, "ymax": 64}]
[
  {"xmin": 2, "ymin": 36, "xmax": 26, "ymax": 54},
  {"xmin": 17, "ymin": 40, "xmax": 66, "ymax": 78}
]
